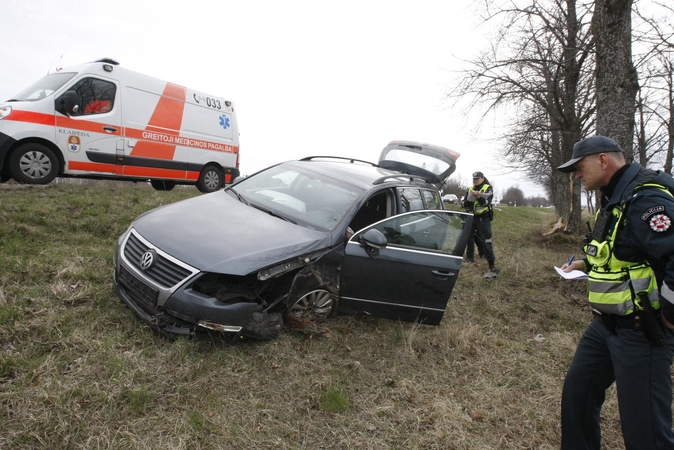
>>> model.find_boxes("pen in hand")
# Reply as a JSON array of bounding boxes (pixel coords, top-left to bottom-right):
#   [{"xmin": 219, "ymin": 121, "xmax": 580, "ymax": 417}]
[{"xmin": 566, "ymin": 255, "xmax": 575, "ymax": 268}]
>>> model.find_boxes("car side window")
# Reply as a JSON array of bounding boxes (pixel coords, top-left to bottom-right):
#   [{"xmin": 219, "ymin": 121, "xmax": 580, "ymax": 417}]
[
  {"xmin": 349, "ymin": 191, "xmax": 391, "ymax": 232},
  {"xmin": 422, "ymin": 189, "xmax": 441, "ymax": 209},
  {"xmin": 69, "ymin": 77, "xmax": 116, "ymax": 116},
  {"xmin": 398, "ymin": 188, "xmax": 423, "ymax": 212}
]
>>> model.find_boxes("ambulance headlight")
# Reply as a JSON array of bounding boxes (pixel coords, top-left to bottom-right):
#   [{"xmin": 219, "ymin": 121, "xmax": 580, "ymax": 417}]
[{"xmin": 0, "ymin": 105, "xmax": 11, "ymax": 120}]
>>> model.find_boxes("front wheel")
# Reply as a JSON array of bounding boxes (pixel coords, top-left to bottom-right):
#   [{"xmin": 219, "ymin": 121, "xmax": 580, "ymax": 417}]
[
  {"xmin": 286, "ymin": 286, "xmax": 338, "ymax": 322},
  {"xmin": 9, "ymin": 143, "xmax": 60, "ymax": 184},
  {"xmin": 196, "ymin": 165, "xmax": 223, "ymax": 193}
]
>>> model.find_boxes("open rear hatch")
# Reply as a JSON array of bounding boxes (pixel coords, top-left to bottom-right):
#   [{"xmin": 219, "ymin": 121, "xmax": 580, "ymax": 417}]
[{"xmin": 378, "ymin": 140, "xmax": 461, "ymax": 187}]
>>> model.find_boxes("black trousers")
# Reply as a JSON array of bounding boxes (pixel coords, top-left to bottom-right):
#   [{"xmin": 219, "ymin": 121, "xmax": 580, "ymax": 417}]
[
  {"xmin": 465, "ymin": 214, "xmax": 495, "ymax": 263},
  {"xmin": 561, "ymin": 318, "xmax": 674, "ymax": 449}
]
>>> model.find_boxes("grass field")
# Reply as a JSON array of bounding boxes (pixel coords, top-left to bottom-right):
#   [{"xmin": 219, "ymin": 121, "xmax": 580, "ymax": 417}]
[{"xmin": 0, "ymin": 182, "xmax": 627, "ymax": 449}]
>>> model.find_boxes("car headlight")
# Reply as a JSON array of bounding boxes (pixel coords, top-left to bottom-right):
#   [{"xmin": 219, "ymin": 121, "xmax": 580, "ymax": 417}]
[{"xmin": 0, "ymin": 105, "xmax": 12, "ymax": 120}]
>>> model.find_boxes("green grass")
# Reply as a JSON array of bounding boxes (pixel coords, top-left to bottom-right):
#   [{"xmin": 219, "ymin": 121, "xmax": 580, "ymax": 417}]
[{"xmin": 0, "ymin": 182, "xmax": 626, "ymax": 449}]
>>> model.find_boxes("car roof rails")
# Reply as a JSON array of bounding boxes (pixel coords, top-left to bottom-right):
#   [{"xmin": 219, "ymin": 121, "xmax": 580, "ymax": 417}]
[
  {"xmin": 373, "ymin": 175, "xmax": 430, "ymax": 185},
  {"xmin": 299, "ymin": 156, "xmax": 378, "ymax": 167}
]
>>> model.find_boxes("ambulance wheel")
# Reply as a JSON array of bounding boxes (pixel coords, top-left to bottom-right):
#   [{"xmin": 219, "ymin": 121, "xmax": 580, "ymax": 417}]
[
  {"xmin": 9, "ymin": 143, "xmax": 59, "ymax": 184},
  {"xmin": 197, "ymin": 165, "xmax": 223, "ymax": 193},
  {"xmin": 150, "ymin": 180, "xmax": 176, "ymax": 191}
]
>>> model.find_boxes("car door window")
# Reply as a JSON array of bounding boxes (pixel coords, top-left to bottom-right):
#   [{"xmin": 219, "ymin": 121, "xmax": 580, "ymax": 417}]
[
  {"xmin": 368, "ymin": 211, "xmax": 468, "ymax": 254},
  {"xmin": 67, "ymin": 77, "xmax": 116, "ymax": 116}
]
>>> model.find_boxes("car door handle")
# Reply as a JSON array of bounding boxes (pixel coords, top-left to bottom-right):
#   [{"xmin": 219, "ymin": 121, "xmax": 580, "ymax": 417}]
[
  {"xmin": 432, "ymin": 270, "xmax": 455, "ymax": 280},
  {"xmin": 103, "ymin": 126, "xmax": 118, "ymax": 133}
]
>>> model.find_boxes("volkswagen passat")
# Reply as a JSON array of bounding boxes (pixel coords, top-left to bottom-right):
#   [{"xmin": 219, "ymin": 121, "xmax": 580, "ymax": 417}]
[{"xmin": 113, "ymin": 141, "xmax": 472, "ymax": 339}]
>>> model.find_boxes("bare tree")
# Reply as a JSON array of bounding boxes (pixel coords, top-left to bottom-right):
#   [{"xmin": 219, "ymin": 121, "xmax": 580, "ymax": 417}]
[
  {"xmin": 633, "ymin": 3, "xmax": 674, "ymax": 173},
  {"xmin": 449, "ymin": 0, "xmax": 595, "ymax": 232},
  {"xmin": 502, "ymin": 185, "xmax": 527, "ymax": 206}
]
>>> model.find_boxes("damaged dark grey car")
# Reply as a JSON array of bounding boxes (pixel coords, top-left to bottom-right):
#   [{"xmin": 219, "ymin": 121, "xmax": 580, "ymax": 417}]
[{"xmin": 113, "ymin": 141, "xmax": 473, "ymax": 339}]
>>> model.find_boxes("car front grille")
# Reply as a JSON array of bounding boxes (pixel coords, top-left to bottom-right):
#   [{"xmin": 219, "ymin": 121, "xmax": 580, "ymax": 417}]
[{"xmin": 123, "ymin": 232, "xmax": 195, "ymax": 288}]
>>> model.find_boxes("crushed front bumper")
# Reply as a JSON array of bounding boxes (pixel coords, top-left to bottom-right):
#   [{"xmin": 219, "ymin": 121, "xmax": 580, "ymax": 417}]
[{"xmin": 113, "ymin": 229, "xmax": 283, "ymax": 340}]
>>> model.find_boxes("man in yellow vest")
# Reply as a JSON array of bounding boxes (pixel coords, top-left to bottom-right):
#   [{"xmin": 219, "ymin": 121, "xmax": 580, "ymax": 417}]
[
  {"xmin": 462, "ymin": 171, "xmax": 498, "ymax": 278},
  {"xmin": 559, "ymin": 136, "xmax": 674, "ymax": 449}
]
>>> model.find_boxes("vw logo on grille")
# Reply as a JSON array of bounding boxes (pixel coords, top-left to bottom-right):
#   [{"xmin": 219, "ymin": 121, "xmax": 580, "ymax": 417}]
[{"xmin": 140, "ymin": 250, "xmax": 157, "ymax": 271}]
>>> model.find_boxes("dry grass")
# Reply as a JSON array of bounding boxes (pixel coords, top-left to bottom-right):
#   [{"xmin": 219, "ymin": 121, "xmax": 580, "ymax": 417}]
[{"xmin": 0, "ymin": 183, "xmax": 627, "ymax": 449}]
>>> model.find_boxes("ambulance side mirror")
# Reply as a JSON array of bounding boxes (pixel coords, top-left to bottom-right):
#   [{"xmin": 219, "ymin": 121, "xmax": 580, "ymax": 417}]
[{"xmin": 56, "ymin": 91, "xmax": 79, "ymax": 117}]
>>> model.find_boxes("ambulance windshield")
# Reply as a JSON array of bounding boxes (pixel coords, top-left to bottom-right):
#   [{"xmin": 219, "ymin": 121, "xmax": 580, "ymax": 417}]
[{"xmin": 7, "ymin": 72, "xmax": 77, "ymax": 102}]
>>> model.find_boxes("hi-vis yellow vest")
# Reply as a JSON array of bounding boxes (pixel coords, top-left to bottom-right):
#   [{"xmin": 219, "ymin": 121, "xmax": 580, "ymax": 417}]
[
  {"xmin": 471, "ymin": 184, "xmax": 491, "ymax": 215},
  {"xmin": 585, "ymin": 183, "xmax": 671, "ymax": 315}
]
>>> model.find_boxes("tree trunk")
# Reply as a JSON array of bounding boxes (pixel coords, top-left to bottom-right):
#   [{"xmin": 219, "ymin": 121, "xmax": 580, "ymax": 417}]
[
  {"xmin": 592, "ymin": 0, "xmax": 639, "ymax": 152},
  {"xmin": 558, "ymin": 0, "xmax": 584, "ymax": 233},
  {"xmin": 666, "ymin": 61, "xmax": 674, "ymax": 175}
]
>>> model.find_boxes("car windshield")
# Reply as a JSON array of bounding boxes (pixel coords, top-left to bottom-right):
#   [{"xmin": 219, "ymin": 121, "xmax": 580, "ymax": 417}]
[
  {"xmin": 7, "ymin": 72, "xmax": 77, "ymax": 102},
  {"xmin": 229, "ymin": 164, "xmax": 364, "ymax": 231}
]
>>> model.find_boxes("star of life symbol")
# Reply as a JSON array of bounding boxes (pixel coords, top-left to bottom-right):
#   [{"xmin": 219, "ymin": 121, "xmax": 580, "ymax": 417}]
[
  {"xmin": 68, "ymin": 135, "xmax": 81, "ymax": 152},
  {"xmin": 219, "ymin": 114, "xmax": 231, "ymax": 130},
  {"xmin": 649, "ymin": 214, "xmax": 671, "ymax": 232}
]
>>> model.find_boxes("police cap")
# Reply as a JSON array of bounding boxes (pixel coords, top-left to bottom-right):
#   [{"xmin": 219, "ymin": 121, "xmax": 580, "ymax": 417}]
[{"xmin": 557, "ymin": 136, "xmax": 623, "ymax": 173}]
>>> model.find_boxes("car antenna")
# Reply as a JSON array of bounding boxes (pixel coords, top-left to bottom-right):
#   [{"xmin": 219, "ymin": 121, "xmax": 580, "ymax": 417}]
[{"xmin": 50, "ymin": 35, "xmax": 72, "ymax": 73}]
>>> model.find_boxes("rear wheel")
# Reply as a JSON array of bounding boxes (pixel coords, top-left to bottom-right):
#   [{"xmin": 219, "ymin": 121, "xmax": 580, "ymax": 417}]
[
  {"xmin": 9, "ymin": 143, "xmax": 59, "ymax": 184},
  {"xmin": 150, "ymin": 179, "xmax": 176, "ymax": 191},
  {"xmin": 196, "ymin": 165, "xmax": 223, "ymax": 193},
  {"xmin": 286, "ymin": 286, "xmax": 338, "ymax": 322}
]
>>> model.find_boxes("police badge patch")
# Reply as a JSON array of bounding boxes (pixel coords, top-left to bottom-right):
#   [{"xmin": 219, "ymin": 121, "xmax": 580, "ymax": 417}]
[
  {"xmin": 641, "ymin": 205, "xmax": 665, "ymax": 220},
  {"xmin": 649, "ymin": 214, "xmax": 671, "ymax": 232}
]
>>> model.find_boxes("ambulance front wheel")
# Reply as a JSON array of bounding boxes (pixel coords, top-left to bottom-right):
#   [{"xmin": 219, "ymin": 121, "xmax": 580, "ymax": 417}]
[
  {"xmin": 9, "ymin": 143, "xmax": 60, "ymax": 185},
  {"xmin": 197, "ymin": 165, "xmax": 223, "ymax": 193}
]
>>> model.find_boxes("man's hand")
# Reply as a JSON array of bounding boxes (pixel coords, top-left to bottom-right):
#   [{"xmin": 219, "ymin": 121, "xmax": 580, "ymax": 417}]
[{"xmin": 563, "ymin": 260, "xmax": 586, "ymax": 273}]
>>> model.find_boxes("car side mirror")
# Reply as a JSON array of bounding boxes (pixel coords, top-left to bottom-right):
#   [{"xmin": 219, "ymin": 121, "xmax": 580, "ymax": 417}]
[
  {"xmin": 57, "ymin": 91, "xmax": 79, "ymax": 117},
  {"xmin": 360, "ymin": 228, "xmax": 387, "ymax": 259}
]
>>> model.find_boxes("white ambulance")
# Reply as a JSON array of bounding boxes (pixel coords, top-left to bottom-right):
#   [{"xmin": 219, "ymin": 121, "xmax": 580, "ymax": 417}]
[{"xmin": 0, "ymin": 58, "xmax": 239, "ymax": 192}]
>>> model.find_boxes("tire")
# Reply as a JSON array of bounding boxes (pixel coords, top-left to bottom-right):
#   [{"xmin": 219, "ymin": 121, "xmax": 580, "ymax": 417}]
[
  {"xmin": 196, "ymin": 165, "xmax": 223, "ymax": 193},
  {"xmin": 286, "ymin": 286, "xmax": 338, "ymax": 322},
  {"xmin": 9, "ymin": 143, "xmax": 59, "ymax": 184},
  {"xmin": 150, "ymin": 179, "xmax": 176, "ymax": 191}
]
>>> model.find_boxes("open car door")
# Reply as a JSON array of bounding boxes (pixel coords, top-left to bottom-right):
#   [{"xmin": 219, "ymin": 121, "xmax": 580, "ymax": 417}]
[{"xmin": 339, "ymin": 210, "xmax": 473, "ymax": 325}]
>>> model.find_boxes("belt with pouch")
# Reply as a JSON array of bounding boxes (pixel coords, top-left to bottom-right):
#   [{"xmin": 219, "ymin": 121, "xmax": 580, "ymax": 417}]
[{"xmin": 592, "ymin": 309, "xmax": 648, "ymax": 332}]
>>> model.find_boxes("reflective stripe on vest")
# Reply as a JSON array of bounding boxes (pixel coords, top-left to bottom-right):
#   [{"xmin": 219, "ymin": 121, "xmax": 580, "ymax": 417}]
[
  {"xmin": 584, "ymin": 188, "xmax": 664, "ymax": 315},
  {"xmin": 473, "ymin": 184, "xmax": 491, "ymax": 215}
]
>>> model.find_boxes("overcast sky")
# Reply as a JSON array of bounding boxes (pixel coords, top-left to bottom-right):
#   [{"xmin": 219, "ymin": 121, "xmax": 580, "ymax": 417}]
[{"xmin": 1, "ymin": 0, "xmax": 547, "ymax": 198}]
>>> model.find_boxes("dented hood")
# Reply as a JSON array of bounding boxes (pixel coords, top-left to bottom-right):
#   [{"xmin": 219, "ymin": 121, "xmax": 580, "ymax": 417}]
[{"xmin": 130, "ymin": 191, "xmax": 331, "ymax": 275}]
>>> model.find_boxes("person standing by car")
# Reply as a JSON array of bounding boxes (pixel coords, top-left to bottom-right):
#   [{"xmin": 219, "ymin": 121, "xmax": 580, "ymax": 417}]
[
  {"xmin": 462, "ymin": 171, "xmax": 498, "ymax": 277},
  {"xmin": 558, "ymin": 135, "xmax": 674, "ymax": 449}
]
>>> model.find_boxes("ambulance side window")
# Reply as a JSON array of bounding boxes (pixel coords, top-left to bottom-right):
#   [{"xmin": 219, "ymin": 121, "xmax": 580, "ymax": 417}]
[{"xmin": 69, "ymin": 77, "xmax": 116, "ymax": 116}]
